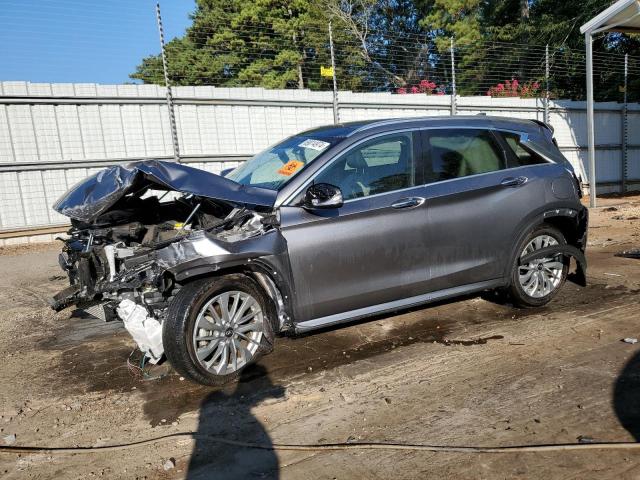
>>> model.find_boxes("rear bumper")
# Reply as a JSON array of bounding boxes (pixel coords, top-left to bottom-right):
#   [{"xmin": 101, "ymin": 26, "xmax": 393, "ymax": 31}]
[
  {"xmin": 578, "ymin": 205, "xmax": 589, "ymax": 251},
  {"xmin": 520, "ymin": 244, "xmax": 587, "ymax": 287}
]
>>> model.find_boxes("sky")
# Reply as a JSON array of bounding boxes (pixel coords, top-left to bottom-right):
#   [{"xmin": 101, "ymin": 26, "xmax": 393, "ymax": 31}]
[{"xmin": 0, "ymin": 0, "xmax": 195, "ymax": 84}]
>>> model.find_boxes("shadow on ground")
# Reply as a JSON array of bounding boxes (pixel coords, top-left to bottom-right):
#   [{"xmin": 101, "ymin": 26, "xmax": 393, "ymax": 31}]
[
  {"xmin": 37, "ymin": 280, "xmax": 632, "ymax": 426},
  {"xmin": 614, "ymin": 348, "xmax": 640, "ymax": 440},
  {"xmin": 187, "ymin": 364, "xmax": 285, "ymax": 479}
]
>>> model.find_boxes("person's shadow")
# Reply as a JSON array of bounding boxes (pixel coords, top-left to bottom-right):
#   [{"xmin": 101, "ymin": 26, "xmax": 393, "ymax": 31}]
[
  {"xmin": 187, "ymin": 364, "xmax": 285, "ymax": 479},
  {"xmin": 614, "ymin": 348, "xmax": 640, "ymax": 440}
]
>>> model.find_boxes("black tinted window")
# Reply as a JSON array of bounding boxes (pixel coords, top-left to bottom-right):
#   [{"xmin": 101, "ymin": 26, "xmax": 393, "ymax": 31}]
[
  {"xmin": 315, "ymin": 132, "xmax": 416, "ymax": 201},
  {"xmin": 424, "ymin": 129, "xmax": 506, "ymax": 183},
  {"xmin": 501, "ymin": 132, "xmax": 549, "ymax": 167}
]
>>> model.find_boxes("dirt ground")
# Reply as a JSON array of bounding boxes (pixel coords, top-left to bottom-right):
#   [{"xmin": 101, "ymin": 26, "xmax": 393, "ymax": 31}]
[{"xmin": 1, "ymin": 195, "xmax": 639, "ymax": 480}]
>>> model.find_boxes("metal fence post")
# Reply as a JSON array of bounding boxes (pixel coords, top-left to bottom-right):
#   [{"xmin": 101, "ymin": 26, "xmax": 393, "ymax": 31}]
[
  {"xmin": 328, "ymin": 21, "xmax": 340, "ymax": 124},
  {"xmin": 544, "ymin": 44, "xmax": 550, "ymax": 125},
  {"xmin": 155, "ymin": 2, "xmax": 180, "ymax": 162},
  {"xmin": 585, "ymin": 32, "xmax": 597, "ymax": 207},
  {"xmin": 622, "ymin": 53, "xmax": 628, "ymax": 194},
  {"xmin": 450, "ymin": 37, "xmax": 457, "ymax": 115}
]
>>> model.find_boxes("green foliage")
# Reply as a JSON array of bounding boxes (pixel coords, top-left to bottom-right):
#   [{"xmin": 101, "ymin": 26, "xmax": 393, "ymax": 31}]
[
  {"xmin": 132, "ymin": 0, "xmax": 335, "ymax": 89},
  {"xmin": 328, "ymin": 0, "xmax": 437, "ymax": 89},
  {"xmin": 131, "ymin": 0, "xmax": 640, "ymax": 100},
  {"xmin": 419, "ymin": 0, "xmax": 483, "ymax": 51}
]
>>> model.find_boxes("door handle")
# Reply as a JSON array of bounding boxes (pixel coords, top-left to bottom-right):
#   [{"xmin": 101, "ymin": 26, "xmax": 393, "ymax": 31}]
[
  {"xmin": 500, "ymin": 176, "xmax": 528, "ymax": 187},
  {"xmin": 391, "ymin": 197, "xmax": 425, "ymax": 209}
]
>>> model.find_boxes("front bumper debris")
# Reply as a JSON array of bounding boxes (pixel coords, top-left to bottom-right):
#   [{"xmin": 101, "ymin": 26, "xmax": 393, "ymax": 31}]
[
  {"xmin": 48, "ymin": 285, "xmax": 81, "ymax": 312},
  {"xmin": 117, "ymin": 299, "xmax": 164, "ymax": 364}
]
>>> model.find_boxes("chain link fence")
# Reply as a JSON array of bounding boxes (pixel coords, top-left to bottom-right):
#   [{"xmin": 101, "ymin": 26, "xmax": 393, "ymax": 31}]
[
  {"xmin": 140, "ymin": 6, "xmax": 640, "ymax": 98},
  {"xmin": 141, "ymin": 3, "xmax": 640, "ymax": 157},
  {"xmin": 2, "ymin": 2, "xmax": 637, "ymax": 99}
]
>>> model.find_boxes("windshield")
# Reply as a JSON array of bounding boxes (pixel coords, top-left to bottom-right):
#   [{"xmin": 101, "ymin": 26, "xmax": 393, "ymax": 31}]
[{"xmin": 226, "ymin": 135, "xmax": 341, "ymax": 190}]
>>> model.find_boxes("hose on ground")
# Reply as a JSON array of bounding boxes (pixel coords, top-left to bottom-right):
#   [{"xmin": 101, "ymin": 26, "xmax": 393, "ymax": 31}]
[{"xmin": 1, "ymin": 433, "xmax": 639, "ymax": 455}]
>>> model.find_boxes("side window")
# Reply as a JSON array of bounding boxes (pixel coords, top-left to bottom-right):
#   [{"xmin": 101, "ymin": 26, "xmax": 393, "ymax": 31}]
[
  {"xmin": 424, "ymin": 129, "xmax": 506, "ymax": 183},
  {"xmin": 500, "ymin": 132, "xmax": 549, "ymax": 167},
  {"xmin": 314, "ymin": 132, "xmax": 416, "ymax": 201}
]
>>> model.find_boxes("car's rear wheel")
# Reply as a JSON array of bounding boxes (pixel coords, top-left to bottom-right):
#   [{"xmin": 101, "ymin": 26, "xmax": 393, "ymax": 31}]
[
  {"xmin": 163, "ymin": 274, "xmax": 275, "ymax": 386},
  {"xmin": 508, "ymin": 225, "xmax": 569, "ymax": 307}
]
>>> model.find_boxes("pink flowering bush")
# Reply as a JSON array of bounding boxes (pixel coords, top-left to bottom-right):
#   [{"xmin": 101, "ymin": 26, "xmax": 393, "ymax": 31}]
[
  {"xmin": 486, "ymin": 79, "xmax": 542, "ymax": 98},
  {"xmin": 419, "ymin": 79, "xmax": 436, "ymax": 91},
  {"xmin": 396, "ymin": 79, "xmax": 443, "ymax": 95}
]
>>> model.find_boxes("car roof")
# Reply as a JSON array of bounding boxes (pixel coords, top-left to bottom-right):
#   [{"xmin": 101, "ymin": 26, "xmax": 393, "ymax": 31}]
[
  {"xmin": 297, "ymin": 121, "xmax": 373, "ymax": 138},
  {"xmin": 301, "ymin": 115, "xmax": 547, "ymax": 138}
]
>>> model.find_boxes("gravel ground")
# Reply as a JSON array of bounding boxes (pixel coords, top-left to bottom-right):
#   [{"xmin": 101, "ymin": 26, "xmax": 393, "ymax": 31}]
[{"xmin": 0, "ymin": 195, "xmax": 639, "ymax": 479}]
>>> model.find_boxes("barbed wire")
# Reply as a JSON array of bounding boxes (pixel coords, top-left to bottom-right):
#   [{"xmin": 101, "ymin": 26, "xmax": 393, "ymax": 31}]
[{"xmin": 0, "ymin": 2, "xmax": 638, "ymax": 102}]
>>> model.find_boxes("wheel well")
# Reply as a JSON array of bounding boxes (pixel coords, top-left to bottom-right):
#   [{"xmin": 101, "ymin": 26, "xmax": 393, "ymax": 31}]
[
  {"xmin": 542, "ymin": 216, "xmax": 580, "ymax": 247},
  {"xmin": 173, "ymin": 265, "xmax": 247, "ymax": 286},
  {"xmin": 503, "ymin": 214, "xmax": 582, "ymax": 283},
  {"xmin": 171, "ymin": 266, "xmax": 290, "ymax": 332}
]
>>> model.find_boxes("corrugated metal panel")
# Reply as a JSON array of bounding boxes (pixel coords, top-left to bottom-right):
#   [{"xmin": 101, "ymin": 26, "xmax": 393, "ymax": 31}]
[{"xmin": 0, "ymin": 81, "xmax": 637, "ymax": 245}]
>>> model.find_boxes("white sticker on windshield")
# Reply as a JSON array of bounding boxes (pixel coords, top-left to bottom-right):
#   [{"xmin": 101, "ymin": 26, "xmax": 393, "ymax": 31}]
[{"xmin": 298, "ymin": 139, "xmax": 330, "ymax": 151}]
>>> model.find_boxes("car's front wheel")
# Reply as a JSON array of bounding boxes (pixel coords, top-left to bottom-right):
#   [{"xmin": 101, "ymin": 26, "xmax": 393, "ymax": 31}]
[
  {"xmin": 508, "ymin": 224, "xmax": 569, "ymax": 307},
  {"xmin": 163, "ymin": 274, "xmax": 275, "ymax": 386}
]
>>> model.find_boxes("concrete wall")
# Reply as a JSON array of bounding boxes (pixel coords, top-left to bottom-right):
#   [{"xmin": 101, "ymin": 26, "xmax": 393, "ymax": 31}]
[{"xmin": 0, "ymin": 81, "xmax": 638, "ymax": 245}]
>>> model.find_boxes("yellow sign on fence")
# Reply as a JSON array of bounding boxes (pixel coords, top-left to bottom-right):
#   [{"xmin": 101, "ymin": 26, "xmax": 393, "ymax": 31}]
[{"xmin": 320, "ymin": 66, "xmax": 334, "ymax": 78}]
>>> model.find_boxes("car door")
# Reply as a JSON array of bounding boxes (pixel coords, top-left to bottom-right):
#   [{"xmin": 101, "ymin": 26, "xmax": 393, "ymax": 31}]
[
  {"xmin": 278, "ymin": 130, "xmax": 430, "ymax": 325},
  {"xmin": 420, "ymin": 127, "xmax": 551, "ymax": 292}
]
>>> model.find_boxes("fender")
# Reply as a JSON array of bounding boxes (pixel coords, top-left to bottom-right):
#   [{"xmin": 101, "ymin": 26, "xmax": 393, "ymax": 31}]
[
  {"xmin": 164, "ymin": 236, "xmax": 297, "ymax": 332},
  {"xmin": 520, "ymin": 244, "xmax": 587, "ymax": 287}
]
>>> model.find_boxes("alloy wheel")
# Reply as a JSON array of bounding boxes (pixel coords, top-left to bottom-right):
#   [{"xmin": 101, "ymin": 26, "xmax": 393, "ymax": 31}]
[
  {"xmin": 192, "ymin": 290, "xmax": 264, "ymax": 375},
  {"xmin": 518, "ymin": 234, "xmax": 564, "ymax": 298}
]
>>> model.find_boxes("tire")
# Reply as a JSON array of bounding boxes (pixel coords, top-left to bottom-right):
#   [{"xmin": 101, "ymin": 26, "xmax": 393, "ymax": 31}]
[
  {"xmin": 507, "ymin": 224, "xmax": 569, "ymax": 308},
  {"xmin": 162, "ymin": 274, "xmax": 276, "ymax": 386}
]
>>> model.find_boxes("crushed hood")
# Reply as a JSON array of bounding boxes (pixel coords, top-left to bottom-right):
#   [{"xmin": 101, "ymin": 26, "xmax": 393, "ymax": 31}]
[{"xmin": 53, "ymin": 160, "xmax": 277, "ymax": 222}]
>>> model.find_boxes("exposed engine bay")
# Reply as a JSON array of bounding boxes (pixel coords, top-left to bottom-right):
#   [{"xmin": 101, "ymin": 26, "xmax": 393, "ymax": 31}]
[{"xmin": 49, "ymin": 161, "xmax": 282, "ymax": 363}]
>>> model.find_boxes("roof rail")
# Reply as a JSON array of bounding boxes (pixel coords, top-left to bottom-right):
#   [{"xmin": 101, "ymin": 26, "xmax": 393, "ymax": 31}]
[{"xmin": 349, "ymin": 116, "xmax": 432, "ymax": 135}]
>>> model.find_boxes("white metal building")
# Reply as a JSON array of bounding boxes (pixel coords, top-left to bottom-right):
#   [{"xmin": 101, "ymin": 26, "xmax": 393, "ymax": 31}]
[{"xmin": 581, "ymin": 0, "xmax": 640, "ymax": 206}]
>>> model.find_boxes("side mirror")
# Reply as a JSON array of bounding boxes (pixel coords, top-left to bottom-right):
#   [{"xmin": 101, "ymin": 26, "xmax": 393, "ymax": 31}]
[
  {"xmin": 304, "ymin": 183, "xmax": 343, "ymax": 210},
  {"xmin": 220, "ymin": 167, "xmax": 234, "ymax": 177}
]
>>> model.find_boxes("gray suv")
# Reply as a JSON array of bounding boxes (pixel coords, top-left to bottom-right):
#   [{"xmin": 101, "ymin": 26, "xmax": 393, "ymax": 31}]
[{"xmin": 50, "ymin": 116, "xmax": 588, "ymax": 386}]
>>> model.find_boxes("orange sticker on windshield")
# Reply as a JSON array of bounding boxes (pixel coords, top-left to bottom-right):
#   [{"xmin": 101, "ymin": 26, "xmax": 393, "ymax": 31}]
[{"xmin": 277, "ymin": 160, "xmax": 304, "ymax": 176}]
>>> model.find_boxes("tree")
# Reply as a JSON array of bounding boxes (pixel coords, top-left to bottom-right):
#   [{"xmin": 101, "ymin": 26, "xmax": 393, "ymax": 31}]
[
  {"xmin": 418, "ymin": 0, "xmax": 482, "ymax": 50},
  {"xmin": 415, "ymin": 0, "xmax": 640, "ymax": 99},
  {"xmin": 132, "ymin": 0, "xmax": 335, "ymax": 89},
  {"xmin": 132, "ymin": 0, "xmax": 640, "ymax": 100},
  {"xmin": 326, "ymin": 0, "xmax": 439, "ymax": 90},
  {"xmin": 484, "ymin": 0, "xmax": 640, "ymax": 100}
]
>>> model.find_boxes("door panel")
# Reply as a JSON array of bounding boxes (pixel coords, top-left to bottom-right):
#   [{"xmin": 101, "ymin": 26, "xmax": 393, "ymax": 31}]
[
  {"xmin": 420, "ymin": 127, "xmax": 554, "ymax": 292},
  {"xmin": 280, "ymin": 130, "xmax": 428, "ymax": 323},
  {"xmin": 280, "ymin": 186, "xmax": 429, "ymax": 322},
  {"xmin": 422, "ymin": 168, "xmax": 548, "ymax": 292}
]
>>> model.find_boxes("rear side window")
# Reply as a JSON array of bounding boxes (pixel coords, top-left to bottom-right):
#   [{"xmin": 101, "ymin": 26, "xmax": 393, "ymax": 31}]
[
  {"xmin": 500, "ymin": 132, "xmax": 548, "ymax": 167},
  {"xmin": 424, "ymin": 129, "xmax": 506, "ymax": 183}
]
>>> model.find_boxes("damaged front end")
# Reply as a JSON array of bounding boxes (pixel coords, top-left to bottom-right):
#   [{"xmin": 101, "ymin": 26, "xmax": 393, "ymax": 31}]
[{"xmin": 49, "ymin": 160, "xmax": 280, "ymax": 363}]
